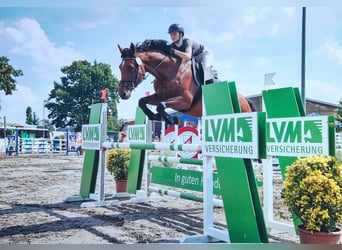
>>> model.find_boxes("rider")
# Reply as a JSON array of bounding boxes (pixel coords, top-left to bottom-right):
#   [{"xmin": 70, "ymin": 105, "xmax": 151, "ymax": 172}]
[{"xmin": 168, "ymin": 23, "xmax": 217, "ymax": 84}]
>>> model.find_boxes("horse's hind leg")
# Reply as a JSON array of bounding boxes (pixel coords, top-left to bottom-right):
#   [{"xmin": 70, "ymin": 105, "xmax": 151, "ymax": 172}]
[
  {"xmin": 156, "ymin": 103, "xmax": 178, "ymax": 125},
  {"xmin": 138, "ymin": 97, "xmax": 161, "ymax": 121}
]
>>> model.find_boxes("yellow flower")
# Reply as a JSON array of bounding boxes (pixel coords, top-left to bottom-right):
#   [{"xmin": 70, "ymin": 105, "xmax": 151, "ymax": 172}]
[{"xmin": 282, "ymin": 155, "xmax": 342, "ymax": 233}]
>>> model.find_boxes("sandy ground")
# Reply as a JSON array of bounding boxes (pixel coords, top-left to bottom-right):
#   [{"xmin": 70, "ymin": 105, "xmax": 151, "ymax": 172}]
[{"xmin": 0, "ymin": 153, "xmax": 300, "ymax": 244}]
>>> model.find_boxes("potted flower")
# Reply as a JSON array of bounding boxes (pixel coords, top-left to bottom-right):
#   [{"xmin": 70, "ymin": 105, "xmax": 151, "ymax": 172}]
[
  {"xmin": 106, "ymin": 148, "xmax": 131, "ymax": 192},
  {"xmin": 282, "ymin": 155, "xmax": 342, "ymax": 244}
]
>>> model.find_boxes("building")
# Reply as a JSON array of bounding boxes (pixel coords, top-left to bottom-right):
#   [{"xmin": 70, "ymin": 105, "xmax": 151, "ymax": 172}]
[{"xmin": 247, "ymin": 94, "xmax": 340, "ymax": 116}]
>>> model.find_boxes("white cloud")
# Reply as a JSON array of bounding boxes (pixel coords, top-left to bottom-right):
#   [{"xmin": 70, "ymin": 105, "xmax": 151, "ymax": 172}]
[
  {"xmin": 306, "ymin": 79, "xmax": 341, "ymax": 104},
  {"xmin": 270, "ymin": 23, "xmax": 280, "ymax": 37},
  {"xmin": 0, "ymin": 18, "xmax": 87, "ymax": 124},
  {"xmin": 242, "ymin": 7, "xmax": 272, "ymax": 27},
  {"xmin": 213, "ymin": 59, "xmax": 237, "ymax": 82},
  {"xmin": 2, "ymin": 18, "xmax": 85, "ymax": 67},
  {"xmin": 253, "ymin": 57, "xmax": 270, "ymax": 68},
  {"xmin": 317, "ymin": 40, "xmax": 342, "ymax": 65},
  {"xmin": 283, "ymin": 7, "xmax": 296, "ymax": 18},
  {"xmin": 188, "ymin": 30, "xmax": 235, "ymax": 48},
  {"xmin": 66, "ymin": 18, "xmax": 112, "ymax": 32},
  {"xmin": 0, "ymin": 84, "xmax": 40, "ymax": 124}
]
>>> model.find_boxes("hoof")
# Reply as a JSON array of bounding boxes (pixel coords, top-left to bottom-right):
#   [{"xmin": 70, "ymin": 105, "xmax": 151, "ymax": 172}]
[{"xmin": 156, "ymin": 103, "xmax": 166, "ymax": 113}]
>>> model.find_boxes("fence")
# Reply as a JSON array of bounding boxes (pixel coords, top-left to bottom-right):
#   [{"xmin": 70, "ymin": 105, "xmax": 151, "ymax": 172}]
[{"xmin": 3, "ymin": 136, "xmax": 81, "ymax": 156}]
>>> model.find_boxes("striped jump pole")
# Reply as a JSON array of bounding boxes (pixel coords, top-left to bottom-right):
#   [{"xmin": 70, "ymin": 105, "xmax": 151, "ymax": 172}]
[
  {"xmin": 147, "ymin": 155, "xmax": 222, "ymax": 207},
  {"xmin": 147, "ymin": 155, "xmax": 203, "ymax": 166},
  {"xmin": 102, "ymin": 142, "xmax": 202, "ymax": 153},
  {"xmin": 148, "ymin": 186, "xmax": 223, "ymax": 207}
]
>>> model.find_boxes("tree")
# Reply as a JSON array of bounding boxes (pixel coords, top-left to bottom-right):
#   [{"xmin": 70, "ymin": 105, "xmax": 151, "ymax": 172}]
[
  {"xmin": 0, "ymin": 56, "xmax": 23, "ymax": 115},
  {"xmin": 25, "ymin": 106, "xmax": 34, "ymax": 125},
  {"xmin": 25, "ymin": 106, "xmax": 39, "ymax": 125},
  {"xmin": 0, "ymin": 56, "xmax": 23, "ymax": 95},
  {"xmin": 32, "ymin": 112, "xmax": 39, "ymax": 125},
  {"xmin": 39, "ymin": 119, "xmax": 54, "ymax": 131},
  {"xmin": 335, "ymin": 99, "xmax": 342, "ymax": 132},
  {"xmin": 46, "ymin": 60, "xmax": 120, "ymax": 132}
]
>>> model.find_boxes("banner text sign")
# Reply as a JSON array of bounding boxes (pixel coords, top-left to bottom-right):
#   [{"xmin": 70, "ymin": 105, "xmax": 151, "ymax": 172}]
[
  {"xmin": 266, "ymin": 116, "xmax": 330, "ymax": 157},
  {"xmin": 82, "ymin": 124, "xmax": 101, "ymax": 150},
  {"xmin": 202, "ymin": 112, "xmax": 260, "ymax": 159},
  {"xmin": 127, "ymin": 124, "xmax": 147, "ymax": 143}
]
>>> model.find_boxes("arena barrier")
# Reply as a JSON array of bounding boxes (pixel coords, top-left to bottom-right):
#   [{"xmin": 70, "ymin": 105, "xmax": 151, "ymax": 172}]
[{"xmin": 4, "ymin": 129, "xmax": 81, "ymax": 156}]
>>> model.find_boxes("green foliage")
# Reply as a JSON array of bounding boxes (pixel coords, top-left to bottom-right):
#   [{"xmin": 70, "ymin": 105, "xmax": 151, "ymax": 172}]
[
  {"xmin": 46, "ymin": 60, "xmax": 120, "ymax": 132},
  {"xmin": 0, "ymin": 56, "xmax": 23, "ymax": 96},
  {"xmin": 335, "ymin": 99, "xmax": 342, "ymax": 132},
  {"xmin": 282, "ymin": 155, "xmax": 342, "ymax": 233},
  {"xmin": 106, "ymin": 148, "xmax": 131, "ymax": 180},
  {"xmin": 25, "ymin": 106, "xmax": 34, "ymax": 125},
  {"xmin": 25, "ymin": 106, "xmax": 40, "ymax": 125},
  {"xmin": 38, "ymin": 119, "xmax": 54, "ymax": 131}
]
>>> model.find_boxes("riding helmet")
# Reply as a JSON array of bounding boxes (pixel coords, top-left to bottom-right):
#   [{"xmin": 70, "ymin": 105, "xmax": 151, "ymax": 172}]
[{"xmin": 168, "ymin": 23, "xmax": 184, "ymax": 36}]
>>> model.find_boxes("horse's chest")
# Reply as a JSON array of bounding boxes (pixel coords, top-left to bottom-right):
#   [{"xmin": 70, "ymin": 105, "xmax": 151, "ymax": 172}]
[{"xmin": 154, "ymin": 80, "xmax": 182, "ymax": 97}]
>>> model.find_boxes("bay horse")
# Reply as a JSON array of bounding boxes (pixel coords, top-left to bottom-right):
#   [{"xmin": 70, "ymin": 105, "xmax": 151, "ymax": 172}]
[{"xmin": 117, "ymin": 39, "xmax": 253, "ymax": 124}]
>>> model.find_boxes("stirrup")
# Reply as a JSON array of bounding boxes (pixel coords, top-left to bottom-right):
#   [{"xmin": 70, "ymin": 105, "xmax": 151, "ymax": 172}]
[{"xmin": 205, "ymin": 78, "xmax": 215, "ymax": 84}]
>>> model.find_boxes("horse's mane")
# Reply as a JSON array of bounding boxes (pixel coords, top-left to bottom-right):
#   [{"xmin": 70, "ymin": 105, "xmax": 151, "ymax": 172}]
[{"xmin": 136, "ymin": 39, "xmax": 171, "ymax": 55}]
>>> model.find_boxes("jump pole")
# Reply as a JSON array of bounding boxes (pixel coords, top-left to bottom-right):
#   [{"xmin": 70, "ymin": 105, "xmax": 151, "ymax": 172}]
[
  {"xmin": 146, "ymin": 151, "xmax": 224, "ymax": 208},
  {"xmin": 102, "ymin": 142, "xmax": 201, "ymax": 152},
  {"xmin": 147, "ymin": 155, "xmax": 203, "ymax": 166},
  {"xmin": 147, "ymin": 186, "xmax": 223, "ymax": 207}
]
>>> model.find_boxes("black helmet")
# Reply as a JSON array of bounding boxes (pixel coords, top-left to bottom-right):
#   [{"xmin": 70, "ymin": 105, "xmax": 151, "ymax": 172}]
[{"xmin": 168, "ymin": 23, "xmax": 184, "ymax": 36}]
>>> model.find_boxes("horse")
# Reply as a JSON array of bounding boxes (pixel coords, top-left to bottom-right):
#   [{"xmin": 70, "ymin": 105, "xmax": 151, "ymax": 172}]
[{"xmin": 117, "ymin": 39, "xmax": 253, "ymax": 124}]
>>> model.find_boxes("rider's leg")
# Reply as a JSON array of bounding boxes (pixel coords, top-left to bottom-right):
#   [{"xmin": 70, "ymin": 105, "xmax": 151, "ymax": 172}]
[{"xmin": 198, "ymin": 48, "xmax": 219, "ymax": 83}]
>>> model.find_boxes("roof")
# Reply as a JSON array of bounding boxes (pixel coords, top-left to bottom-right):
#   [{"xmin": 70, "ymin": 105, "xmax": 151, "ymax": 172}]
[{"xmin": 247, "ymin": 94, "xmax": 341, "ymax": 108}]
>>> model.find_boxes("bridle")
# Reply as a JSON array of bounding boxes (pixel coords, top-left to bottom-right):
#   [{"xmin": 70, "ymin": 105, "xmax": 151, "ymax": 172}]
[
  {"xmin": 119, "ymin": 57, "xmax": 146, "ymax": 92},
  {"xmin": 119, "ymin": 54, "xmax": 168, "ymax": 91}
]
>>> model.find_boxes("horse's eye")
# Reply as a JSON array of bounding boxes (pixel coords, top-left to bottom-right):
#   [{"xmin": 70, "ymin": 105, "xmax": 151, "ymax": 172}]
[{"xmin": 127, "ymin": 65, "xmax": 135, "ymax": 73}]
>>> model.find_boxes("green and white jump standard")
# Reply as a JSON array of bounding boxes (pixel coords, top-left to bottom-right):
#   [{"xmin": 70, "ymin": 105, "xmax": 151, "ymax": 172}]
[
  {"xmin": 193, "ymin": 81, "xmax": 267, "ymax": 243},
  {"xmin": 261, "ymin": 86, "xmax": 336, "ymax": 234}
]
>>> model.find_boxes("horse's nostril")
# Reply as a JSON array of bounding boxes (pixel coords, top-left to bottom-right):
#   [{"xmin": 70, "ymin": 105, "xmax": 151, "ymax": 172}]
[{"xmin": 120, "ymin": 91, "xmax": 130, "ymax": 100}]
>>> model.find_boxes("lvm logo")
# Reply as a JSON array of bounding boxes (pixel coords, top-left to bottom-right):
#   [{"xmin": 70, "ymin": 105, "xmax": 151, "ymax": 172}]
[
  {"xmin": 202, "ymin": 112, "xmax": 260, "ymax": 159},
  {"xmin": 127, "ymin": 125, "xmax": 147, "ymax": 143},
  {"xmin": 82, "ymin": 124, "xmax": 101, "ymax": 150},
  {"xmin": 266, "ymin": 116, "xmax": 330, "ymax": 157}
]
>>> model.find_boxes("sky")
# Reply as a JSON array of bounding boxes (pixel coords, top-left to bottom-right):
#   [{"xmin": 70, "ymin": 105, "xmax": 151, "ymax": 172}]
[{"xmin": 0, "ymin": 1, "xmax": 341, "ymax": 125}]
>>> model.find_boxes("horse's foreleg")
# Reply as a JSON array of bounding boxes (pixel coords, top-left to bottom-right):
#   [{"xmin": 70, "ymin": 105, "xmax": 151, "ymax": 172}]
[{"xmin": 138, "ymin": 97, "xmax": 161, "ymax": 121}]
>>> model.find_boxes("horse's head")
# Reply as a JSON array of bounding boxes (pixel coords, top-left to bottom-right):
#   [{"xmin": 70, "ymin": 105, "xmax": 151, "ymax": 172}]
[{"xmin": 117, "ymin": 43, "xmax": 146, "ymax": 99}]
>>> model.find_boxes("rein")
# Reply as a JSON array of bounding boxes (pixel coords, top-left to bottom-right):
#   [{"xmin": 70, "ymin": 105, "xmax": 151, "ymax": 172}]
[
  {"xmin": 120, "ymin": 54, "xmax": 168, "ymax": 88},
  {"xmin": 141, "ymin": 54, "xmax": 168, "ymax": 82}
]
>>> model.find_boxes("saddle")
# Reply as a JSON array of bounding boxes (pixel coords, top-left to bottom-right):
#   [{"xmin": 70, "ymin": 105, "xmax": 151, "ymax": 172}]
[
  {"xmin": 191, "ymin": 58, "xmax": 219, "ymax": 86},
  {"xmin": 191, "ymin": 58, "xmax": 204, "ymax": 86}
]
